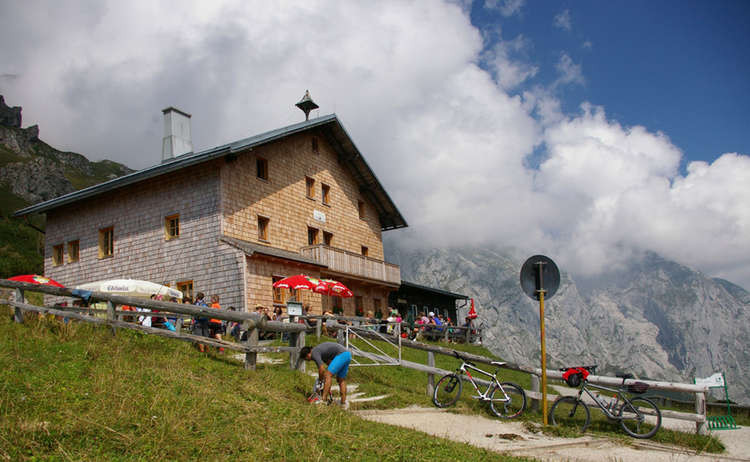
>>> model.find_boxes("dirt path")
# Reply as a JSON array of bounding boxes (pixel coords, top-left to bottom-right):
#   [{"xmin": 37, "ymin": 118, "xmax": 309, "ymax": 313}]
[{"xmin": 354, "ymin": 406, "xmax": 750, "ymax": 461}]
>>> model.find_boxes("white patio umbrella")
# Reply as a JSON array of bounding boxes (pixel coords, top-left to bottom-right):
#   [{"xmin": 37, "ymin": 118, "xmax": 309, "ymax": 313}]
[{"xmin": 75, "ymin": 279, "xmax": 183, "ymax": 300}]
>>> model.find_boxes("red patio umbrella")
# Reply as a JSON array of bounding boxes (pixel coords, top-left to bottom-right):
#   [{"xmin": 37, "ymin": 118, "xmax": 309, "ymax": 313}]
[
  {"xmin": 321, "ymin": 279, "xmax": 354, "ymax": 298},
  {"xmin": 272, "ymin": 275, "xmax": 328, "ymax": 294},
  {"xmin": 9, "ymin": 274, "xmax": 64, "ymax": 288},
  {"xmin": 467, "ymin": 298, "xmax": 478, "ymax": 319}
]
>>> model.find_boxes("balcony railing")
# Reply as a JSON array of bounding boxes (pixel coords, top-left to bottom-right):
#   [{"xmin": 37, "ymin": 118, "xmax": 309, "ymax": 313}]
[{"xmin": 300, "ymin": 244, "xmax": 400, "ymax": 285}]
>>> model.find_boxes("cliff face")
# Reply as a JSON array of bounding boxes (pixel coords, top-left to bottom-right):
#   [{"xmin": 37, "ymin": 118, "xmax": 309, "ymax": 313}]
[
  {"xmin": 386, "ymin": 244, "xmax": 750, "ymax": 404},
  {"xmin": 0, "ymin": 95, "xmax": 133, "ymax": 209}
]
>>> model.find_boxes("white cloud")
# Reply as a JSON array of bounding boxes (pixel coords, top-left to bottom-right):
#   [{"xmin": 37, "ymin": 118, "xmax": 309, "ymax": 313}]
[
  {"xmin": 535, "ymin": 104, "xmax": 750, "ymax": 287},
  {"xmin": 485, "ymin": 0, "xmax": 525, "ymax": 17},
  {"xmin": 554, "ymin": 9, "xmax": 572, "ymax": 31},
  {"xmin": 1, "ymin": 0, "xmax": 749, "ymax": 289},
  {"xmin": 554, "ymin": 52, "xmax": 585, "ymax": 87},
  {"xmin": 482, "ymin": 35, "xmax": 538, "ymax": 90}
]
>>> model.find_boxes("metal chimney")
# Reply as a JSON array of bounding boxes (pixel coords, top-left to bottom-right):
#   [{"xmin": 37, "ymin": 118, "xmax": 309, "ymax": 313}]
[{"xmin": 161, "ymin": 107, "xmax": 193, "ymax": 162}]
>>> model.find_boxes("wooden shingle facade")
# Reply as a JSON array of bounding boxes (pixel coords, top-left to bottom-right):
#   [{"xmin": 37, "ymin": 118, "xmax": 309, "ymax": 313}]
[{"xmin": 15, "ymin": 114, "xmax": 407, "ymax": 315}]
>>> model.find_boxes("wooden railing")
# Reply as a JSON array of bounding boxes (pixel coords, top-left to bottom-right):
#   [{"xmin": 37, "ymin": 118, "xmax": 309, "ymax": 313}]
[
  {"xmin": 299, "ymin": 244, "xmax": 400, "ymax": 284},
  {"xmin": 0, "ymin": 279, "xmax": 307, "ymax": 371},
  {"xmin": 320, "ymin": 322, "xmax": 712, "ymax": 434}
]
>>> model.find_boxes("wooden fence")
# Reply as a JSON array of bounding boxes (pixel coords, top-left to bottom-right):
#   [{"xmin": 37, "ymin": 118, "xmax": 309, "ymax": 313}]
[
  {"xmin": 0, "ymin": 279, "xmax": 307, "ymax": 371},
  {"xmin": 322, "ymin": 322, "xmax": 713, "ymax": 434},
  {"xmin": 2, "ymin": 279, "xmax": 721, "ymax": 433}
]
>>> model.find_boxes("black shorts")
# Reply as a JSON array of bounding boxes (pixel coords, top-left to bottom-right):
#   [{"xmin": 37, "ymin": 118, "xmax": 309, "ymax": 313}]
[{"xmin": 209, "ymin": 322, "xmax": 223, "ymax": 337}]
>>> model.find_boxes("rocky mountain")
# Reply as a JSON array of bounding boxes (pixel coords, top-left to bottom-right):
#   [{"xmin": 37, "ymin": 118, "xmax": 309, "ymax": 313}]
[
  {"xmin": 385, "ymin": 243, "xmax": 750, "ymax": 404},
  {"xmin": 0, "ymin": 95, "xmax": 133, "ymax": 206},
  {"xmin": 0, "ymin": 95, "xmax": 134, "ymax": 277}
]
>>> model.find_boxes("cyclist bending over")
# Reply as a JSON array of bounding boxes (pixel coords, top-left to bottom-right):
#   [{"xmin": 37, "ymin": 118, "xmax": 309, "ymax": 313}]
[{"xmin": 300, "ymin": 342, "xmax": 352, "ymax": 409}]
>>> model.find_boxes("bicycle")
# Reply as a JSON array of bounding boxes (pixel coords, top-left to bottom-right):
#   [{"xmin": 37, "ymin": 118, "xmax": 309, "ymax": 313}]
[
  {"xmin": 432, "ymin": 351, "xmax": 526, "ymax": 418},
  {"xmin": 550, "ymin": 365, "xmax": 662, "ymax": 438},
  {"xmin": 307, "ymin": 378, "xmax": 333, "ymax": 405}
]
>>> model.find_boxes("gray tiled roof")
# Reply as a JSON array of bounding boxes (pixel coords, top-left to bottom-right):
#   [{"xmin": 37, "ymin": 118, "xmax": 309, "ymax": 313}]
[{"xmin": 14, "ymin": 114, "xmax": 407, "ymax": 231}]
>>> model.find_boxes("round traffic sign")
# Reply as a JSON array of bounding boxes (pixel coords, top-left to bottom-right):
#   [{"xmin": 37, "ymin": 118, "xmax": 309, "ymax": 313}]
[{"xmin": 520, "ymin": 255, "xmax": 560, "ymax": 301}]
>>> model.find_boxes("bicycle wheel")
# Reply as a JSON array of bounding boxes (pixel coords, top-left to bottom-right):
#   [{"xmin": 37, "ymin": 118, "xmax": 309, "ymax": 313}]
[
  {"xmin": 550, "ymin": 396, "xmax": 590, "ymax": 432},
  {"xmin": 618, "ymin": 397, "xmax": 661, "ymax": 438},
  {"xmin": 488, "ymin": 382, "xmax": 527, "ymax": 418},
  {"xmin": 433, "ymin": 374, "xmax": 462, "ymax": 408}
]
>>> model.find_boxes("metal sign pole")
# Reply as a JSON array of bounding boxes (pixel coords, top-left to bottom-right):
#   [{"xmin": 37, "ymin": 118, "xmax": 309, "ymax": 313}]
[
  {"xmin": 520, "ymin": 254, "xmax": 560, "ymax": 427},
  {"xmin": 536, "ymin": 261, "xmax": 549, "ymax": 425}
]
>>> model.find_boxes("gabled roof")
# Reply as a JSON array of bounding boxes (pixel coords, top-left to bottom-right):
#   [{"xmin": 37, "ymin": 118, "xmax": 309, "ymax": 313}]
[{"xmin": 13, "ymin": 114, "xmax": 407, "ymax": 231}]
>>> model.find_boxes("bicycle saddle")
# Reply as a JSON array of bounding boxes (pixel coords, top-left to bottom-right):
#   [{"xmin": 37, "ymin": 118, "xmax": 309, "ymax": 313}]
[
  {"xmin": 491, "ymin": 361, "xmax": 506, "ymax": 367},
  {"xmin": 616, "ymin": 373, "xmax": 634, "ymax": 379}
]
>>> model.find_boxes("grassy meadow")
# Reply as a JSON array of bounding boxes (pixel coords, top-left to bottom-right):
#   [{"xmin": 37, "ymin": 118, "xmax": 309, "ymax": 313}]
[{"xmin": 0, "ymin": 302, "xmax": 726, "ymax": 460}]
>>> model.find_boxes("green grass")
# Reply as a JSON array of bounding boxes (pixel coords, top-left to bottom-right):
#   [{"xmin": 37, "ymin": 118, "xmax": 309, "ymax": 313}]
[
  {"xmin": 0, "ymin": 305, "xmax": 728, "ymax": 460},
  {"xmin": 0, "ymin": 307, "xmax": 530, "ymax": 462},
  {"xmin": 541, "ymin": 395, "xmax": 725, "ymax": 453},
  {"xmin": 0, "ymin": 215, "xmax": 44, "ymax": 278}
]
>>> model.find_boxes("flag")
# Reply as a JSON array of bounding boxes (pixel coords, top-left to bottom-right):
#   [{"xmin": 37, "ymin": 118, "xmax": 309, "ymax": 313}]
[{"xmin": 695, "ymin": 372, "xmax": 725, "ymax": 388}]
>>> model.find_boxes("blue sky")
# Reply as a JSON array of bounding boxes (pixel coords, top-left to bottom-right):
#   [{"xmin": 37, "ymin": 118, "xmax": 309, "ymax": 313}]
[
  {"xmin": 472, "ymin": 0, "xmax": 750, "ymax": 169},
  {"xmin": 1, "ymin": 0, "xmax": 748, "ymax": 288}
]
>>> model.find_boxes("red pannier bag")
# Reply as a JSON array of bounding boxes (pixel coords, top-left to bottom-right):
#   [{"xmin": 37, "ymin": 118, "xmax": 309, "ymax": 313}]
[{"xmin": 562, "ymin": 367, "xmax": 590, "ymax": 387}]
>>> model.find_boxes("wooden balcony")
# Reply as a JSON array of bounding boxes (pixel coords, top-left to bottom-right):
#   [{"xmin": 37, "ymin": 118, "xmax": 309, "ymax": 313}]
[{"xmin": 300, "ymin": 244, "xmax": 400, "ymax": 286}]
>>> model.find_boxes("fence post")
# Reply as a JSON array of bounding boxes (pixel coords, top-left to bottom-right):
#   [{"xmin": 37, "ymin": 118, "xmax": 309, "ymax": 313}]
[
  {"xmin": 293, "ymin": 330, "xmax": 306, "ymax": 371},
  {"xmin": 244, "ymin": 327, "xmax": 258, "ymax": 371},
  {"xmin": 696, "ymin": 391, "xmax": 707, "ymax": 434},
  {"xmin": 337, "ymin": 326, "xmax": 345, "ymax": 345},
  {"xmin": 530, "ymin": 374, "xmax": 540, "ymax": 412},
  {"xmin": 13, "ymin": 288, "xmax": 25, "ymax": 323},
  {"xmin": 427, "ymin": 351, "xmax": 435, "ymax": 397},
  {"xmin": 107, "ymin": 301, "xmax": 117, "ymax": 336},
  {"xmin": 316, "ymin": 318, "xmax": 322, "ymax": 339},
  {"xmin": 465, "ymin": 325, "xmax": 471, "ymax": 344},
  {"xmin": 176, "ymin": 317, "xmax": 183, "ymax": 332}
]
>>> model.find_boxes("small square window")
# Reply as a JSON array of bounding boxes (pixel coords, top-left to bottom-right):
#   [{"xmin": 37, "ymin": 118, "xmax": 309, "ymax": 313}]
[
  {"xmin": 322, "ymin": 184, "xmax": 330, "ymax": 205},
  {"xmin": 308, "ymin": 226, "xmax": 319, "ymax": 245},
  {"xmin": 358, "ymin": 200, "xmax": 365, "ymax": 219},
  {"xmin": 258, "ymin": 216, "xmax": 269, "ymax": 241},
  {"xmin": 177, "ymin": 280, "xmax": 194, "ymax": 300},
  {"xmin": 67, "ymin": 240, "xmax": 79, "ymax": 263},
  {"xmin": 361, "ymin": 246, "xmax": 369, "ymax": 257},
  {"xmin": 273, "ymin": 275, "xmax": 298, "ymax": 303},
  {"xmin": 99, "ymin": 227, "xmax": 114, "ymax": 258},
  {"xmin": 323, "ymin": 231, "xmax": 333, "ymax": 246},
  {"xmin": 165, "ymin": 214, "xmax": 180, "ymax": 240},
  {"xmin": 52, "ymin": 244, "xmax": 64, "ymax": 266},
  {"xmin": 306, "ymin": 177, "xmax": 315, "ymax": 199},
  {"xmin": 257, "ymin": 157, "xmax": 268, "ymax": 180}
]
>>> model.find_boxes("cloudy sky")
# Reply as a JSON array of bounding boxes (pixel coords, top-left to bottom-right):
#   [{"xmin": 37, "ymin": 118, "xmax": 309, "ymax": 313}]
[{"xmin": 2, "ymin": 0, "xmax": 749, "ymax": 288}]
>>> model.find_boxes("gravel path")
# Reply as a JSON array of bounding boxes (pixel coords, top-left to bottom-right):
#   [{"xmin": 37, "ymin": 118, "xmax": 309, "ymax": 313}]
[{"xmin": 354, "ymin": 406, "xmax": 750, "ymax": 461}]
